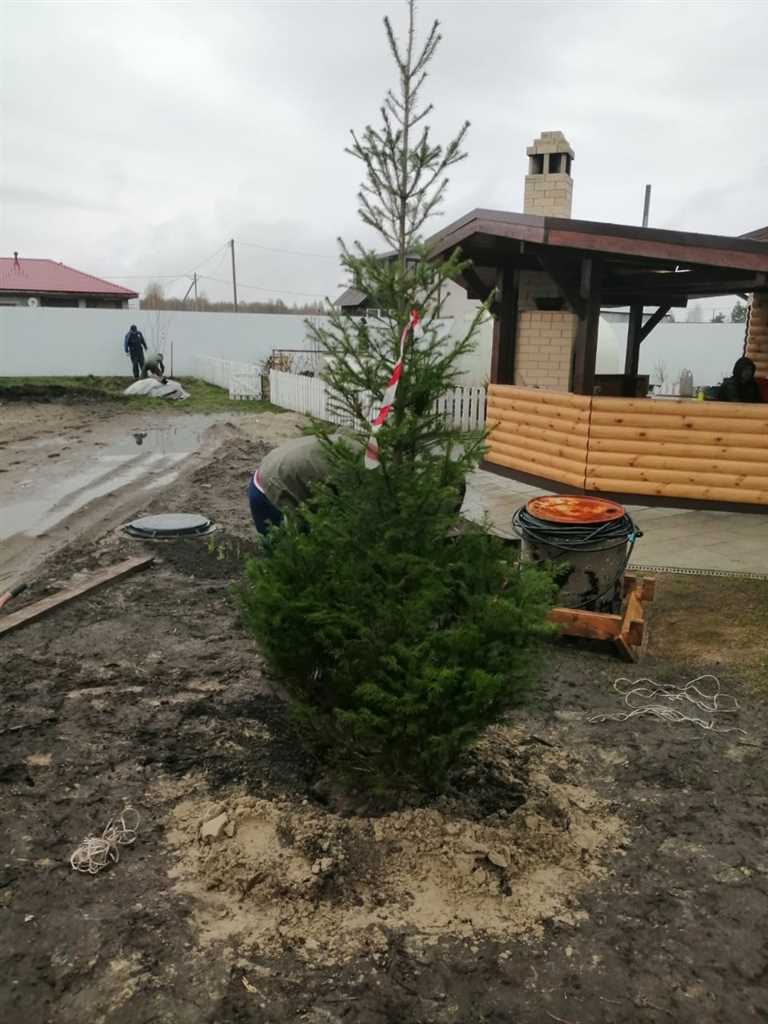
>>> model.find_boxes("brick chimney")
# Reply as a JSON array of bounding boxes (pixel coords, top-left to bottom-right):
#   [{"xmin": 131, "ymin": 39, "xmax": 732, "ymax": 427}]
[
  {"xmin": 513, "ymin": 131, "xmax": 578, "ymax": 390},
  {"xmin": 523, "ymin": 131, "xmax": 574, "ymax": 218}
]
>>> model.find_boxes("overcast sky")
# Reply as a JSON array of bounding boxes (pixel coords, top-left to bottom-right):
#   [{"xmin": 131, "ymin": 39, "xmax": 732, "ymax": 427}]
[{"xmin": 1, "ymin": 0, "xmax": 766, "ymax": 313}]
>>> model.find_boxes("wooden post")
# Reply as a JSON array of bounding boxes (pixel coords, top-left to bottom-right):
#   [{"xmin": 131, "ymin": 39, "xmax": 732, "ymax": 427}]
[
  {"xmin": 623, "ymin": 302, "xmax": 644, "ymax": 396},
  {"xmin": 572, "ymin": 257, "xmax": 602, "ymax": 395},
  {"xmin": 490, "ymin": 264, "xmax": 518, "ymax": 385}
]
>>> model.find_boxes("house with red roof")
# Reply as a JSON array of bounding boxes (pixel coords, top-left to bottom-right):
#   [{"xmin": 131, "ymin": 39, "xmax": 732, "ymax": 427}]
[{"xmin": 0, "ymin": 253, "xmax": 138, "ymax": 309}]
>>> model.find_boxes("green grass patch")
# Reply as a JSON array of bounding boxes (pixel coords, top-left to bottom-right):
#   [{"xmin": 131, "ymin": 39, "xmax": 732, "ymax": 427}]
[
  {"xmin": 649, "ymin": 574, "xmax": 768, "ymax": 694},
  {"xmin": 0, "ymin": 375, "xmax": 283, "ymax": 416}
]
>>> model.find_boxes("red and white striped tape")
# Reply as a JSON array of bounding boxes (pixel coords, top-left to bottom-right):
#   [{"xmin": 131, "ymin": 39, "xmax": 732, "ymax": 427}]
[{"xmin": 365, "ymin": 309, "xmax": 421, "ymax": 470}]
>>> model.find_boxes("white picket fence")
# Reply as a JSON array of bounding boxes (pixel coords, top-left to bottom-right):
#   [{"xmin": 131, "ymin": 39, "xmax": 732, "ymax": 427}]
[
  {"xmin": 269, "ymin": 370, "xmax": 486, "ymax": 430},
  {"xmin": 435, "ymin": 386, "xmax": 487, "ymax": 431},
  {"xmin": 195, "ymin": 356, "xmax": 262, "ymax": 400},
  {"xmin": 269, "ymin": 371, "xmax": 330, "ymax": 419}
]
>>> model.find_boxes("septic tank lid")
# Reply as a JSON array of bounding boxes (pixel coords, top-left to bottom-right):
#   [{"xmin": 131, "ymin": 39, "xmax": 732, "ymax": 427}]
[
  {"xmin": 125, "ymin": 513, "xmax": 213, "ymax": 538},
  {"xmin": 526, "ymin": 495, "xmax": 625, "ymax": 525}
]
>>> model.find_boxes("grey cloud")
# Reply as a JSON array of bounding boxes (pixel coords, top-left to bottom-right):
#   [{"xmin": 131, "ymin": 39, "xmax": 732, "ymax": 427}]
[{"xmin": 2, "ymin": 0, "xmax": 766, "ymax": 306}]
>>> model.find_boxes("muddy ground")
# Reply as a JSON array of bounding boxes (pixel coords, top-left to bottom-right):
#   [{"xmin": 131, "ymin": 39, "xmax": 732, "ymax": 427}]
[
  {"xmin": 0, "ymin": 399, "xmax": 306, "ymax": 589},
  {"xmin": 1, "ymin": 401, "xmax": 767, "ymax": 1024}
]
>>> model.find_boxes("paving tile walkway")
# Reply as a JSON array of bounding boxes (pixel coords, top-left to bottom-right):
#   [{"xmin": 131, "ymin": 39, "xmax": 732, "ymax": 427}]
[{"xmin": 464, "ymin": 469, "xmax": 768, "ymax": 576}]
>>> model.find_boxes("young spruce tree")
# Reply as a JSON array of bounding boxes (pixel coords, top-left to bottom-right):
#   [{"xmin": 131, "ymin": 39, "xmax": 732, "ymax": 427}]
[{"xmin": 240, "ymin": 0, "xmax": 555, "ymax": 792}]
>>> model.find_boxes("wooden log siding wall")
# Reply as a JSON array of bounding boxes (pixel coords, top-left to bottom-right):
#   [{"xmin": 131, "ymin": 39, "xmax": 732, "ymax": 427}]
[
  {"xmin": 585, "ymin": 397, "xmax": 768, "ymax": 505},
  {"xmin": 485, "ymin": 386, "xmax": 768, "ymax": 506},
  {"xmin": 486, "ymin": 385, "xmax": 591, "ymax": 489},
  {"xmin": 746, "ymin": 292, "xmax": 768, "ymax": 378}
]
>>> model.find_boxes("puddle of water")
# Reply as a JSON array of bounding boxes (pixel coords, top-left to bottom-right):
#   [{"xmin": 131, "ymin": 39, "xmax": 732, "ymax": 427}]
[
  {"xmin": 104, "ymin": 419, "xmax": 211, "ymax": 455},
  {"xmin": 1, "ymin": 453, "xmax": 189, "ymax": 539},
  {"xmin": 6, "ymin": 416, "xmax": 215, "ymax": 457},
  {"xmin": 0, "ymin": 416, "xmax": 220, "ymax": 541}
]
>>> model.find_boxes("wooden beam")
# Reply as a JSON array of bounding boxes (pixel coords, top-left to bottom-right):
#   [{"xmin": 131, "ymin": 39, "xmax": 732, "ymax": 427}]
[
  {"xmin": 622, "ymin": 302, "xmax": 644, "ymax": 396},
  {"xmin": 460, "ymin": 265, "xmax": 495, "ymax": 302},
  {"xmin": 490, "ymin": 264, "xmax": 518, "ymax": 385},
  {"xmin": 639, "ymin": 304, "xmax": 672, "ymax": 342},
  {"xmin": 606, "ymin": 268, "xmax": 767, "ymax": 294},
  {"xmin": 0, "ymin": 556, "xmax": 154, "ymax": 637},
  {"xmin": 536, "ymin": 253, "xmax": 585, "ymax": 317},
  {"xmin": 572, "ymin": 258, "xmax": 603, "ymax": 395},
  {"xmin": 548, "ymin": 607, "xmax": 623, "ymax": 641}
]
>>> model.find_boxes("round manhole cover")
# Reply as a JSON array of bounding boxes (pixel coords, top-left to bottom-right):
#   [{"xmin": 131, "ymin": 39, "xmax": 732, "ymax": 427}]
[{"xmin": 124, "ymin": 513, "xmax": 214, "ymax": 538}]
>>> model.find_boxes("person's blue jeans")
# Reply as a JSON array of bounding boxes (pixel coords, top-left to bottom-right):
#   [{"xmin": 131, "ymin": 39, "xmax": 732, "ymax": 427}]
[{"xmin": 248, "ymin": 477, "xmax": 283, "ymax": 536}]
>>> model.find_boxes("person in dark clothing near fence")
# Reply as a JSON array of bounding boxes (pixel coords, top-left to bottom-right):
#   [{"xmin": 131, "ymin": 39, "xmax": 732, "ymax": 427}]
[
  {"xmin": 718, "ymin": 356, "xmax": 761, "ymax": 403},
  {"xmin": 124, "ymin": 325, "xmax": 147, "ymax": 379}
]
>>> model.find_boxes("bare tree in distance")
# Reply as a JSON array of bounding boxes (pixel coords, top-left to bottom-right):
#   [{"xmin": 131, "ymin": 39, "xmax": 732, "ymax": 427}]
[
  {"xmin": 142, "ymin": 281, "xmax": 165, "ymax": 311},
  {"xmin": 686, "ymin": 303, "xmax": 705, "ymax": 323}
]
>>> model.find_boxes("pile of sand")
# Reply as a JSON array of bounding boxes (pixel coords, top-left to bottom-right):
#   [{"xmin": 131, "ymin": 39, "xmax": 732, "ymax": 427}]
[{"xmin": 161, "ymin": 728, "xmax": 625, "ymax": 962}]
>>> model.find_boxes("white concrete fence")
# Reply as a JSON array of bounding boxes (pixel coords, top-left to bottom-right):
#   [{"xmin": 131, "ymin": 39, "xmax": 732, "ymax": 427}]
[
  {"xmin": 0, "ymin": 306, "xmax": 322, "ymax": 377},
  {"xmin": 269, "ymin": 370, "xmax": 487, "ymax": 430},
  {"xmin": 0, "ymin": 305, "xmax": 745, "ymax": 392}
]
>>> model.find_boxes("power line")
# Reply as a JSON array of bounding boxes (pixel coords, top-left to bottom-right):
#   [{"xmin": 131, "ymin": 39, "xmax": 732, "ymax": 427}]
[
  {"xmin": 187, "ymin": 242, "xmax": 229, "ymax": 275},
  {"xmin": 102, "ymin": 241, "xmax": 230, "ymax": 288},
  {"xmin": 199, "ymin": 274, "xmax": 328, "ymax": 298},
  {"xmin": 237, "ymin": 240, "xmax": 339, "ymax": 261}
]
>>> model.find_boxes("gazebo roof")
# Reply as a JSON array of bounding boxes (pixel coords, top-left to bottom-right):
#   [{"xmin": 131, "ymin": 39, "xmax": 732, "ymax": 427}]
[{"xmin": 428, "ymin": 209, "xmax": 768, "ymax": 306}]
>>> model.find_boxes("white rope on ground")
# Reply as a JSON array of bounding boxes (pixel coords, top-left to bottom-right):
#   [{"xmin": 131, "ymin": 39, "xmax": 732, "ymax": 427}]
[
  {"xmin": 70, "ymin": 809, "xmax": 140, "ymax": 874},
  {"xmin": 587, "ymin": 675, "xmax": 746, "ymax": 735}
]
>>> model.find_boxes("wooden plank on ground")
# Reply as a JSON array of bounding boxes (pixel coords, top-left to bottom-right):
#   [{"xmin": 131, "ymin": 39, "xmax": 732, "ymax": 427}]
[
  {"xmin": 0, "ymin": 556, "xmax": 154, "ymax": 637},
  {"xmin": 547, "ymin": 607, "xmax": 623, "ymax": 641}
]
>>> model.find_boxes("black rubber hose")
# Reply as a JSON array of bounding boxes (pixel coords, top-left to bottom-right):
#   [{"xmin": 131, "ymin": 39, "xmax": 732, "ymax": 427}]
[{"xmin": 512, "ymin": 506, "xmax": 642, "ymax": 552}]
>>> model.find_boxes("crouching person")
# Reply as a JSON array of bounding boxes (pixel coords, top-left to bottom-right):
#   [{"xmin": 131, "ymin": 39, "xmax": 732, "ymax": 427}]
[
  {"xmin": 248, "ymin": 433, "xmax": 466, "ymax": 538},
  {"xmin": 248, "ymin": 434, "xmax": 342, "ymax": 537},
  {"xmin": 142, "ymin": 352, "xmax": 166, "ymax": 381}
]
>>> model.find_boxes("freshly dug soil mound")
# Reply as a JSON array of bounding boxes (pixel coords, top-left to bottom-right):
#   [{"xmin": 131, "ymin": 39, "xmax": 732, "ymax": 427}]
[{"xmin": 162, "ymin": 727, "xmax": 625, "ymax": 963}]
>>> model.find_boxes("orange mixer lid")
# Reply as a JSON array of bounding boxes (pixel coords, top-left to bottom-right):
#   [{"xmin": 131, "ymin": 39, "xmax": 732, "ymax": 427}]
[{"xmin": 526, "ymin": 495, "xmax": 625, "ymax": 525}]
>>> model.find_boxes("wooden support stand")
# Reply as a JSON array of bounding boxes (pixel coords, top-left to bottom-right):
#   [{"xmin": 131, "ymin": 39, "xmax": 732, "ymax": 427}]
[{"xmin": 547, "ymin": 574, "xmax": 655, "ymax": 662}]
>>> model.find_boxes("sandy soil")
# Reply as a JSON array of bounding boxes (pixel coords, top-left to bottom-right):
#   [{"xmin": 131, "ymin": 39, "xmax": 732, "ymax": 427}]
[{"xmin": 0, "ymin": 401, "xmax": 767, "ymax": 1024}]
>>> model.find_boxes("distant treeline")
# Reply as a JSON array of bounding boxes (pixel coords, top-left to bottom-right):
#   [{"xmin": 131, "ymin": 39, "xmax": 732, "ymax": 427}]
[{"xmin": 140, "ymin": 296, "xmax": 327, "ymax": 315}]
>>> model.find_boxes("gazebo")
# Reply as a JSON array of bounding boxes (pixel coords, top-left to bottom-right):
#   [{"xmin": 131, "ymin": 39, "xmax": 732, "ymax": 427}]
[{"xmin": 428, "ymin": 132, "xmax": 768, "ymax": 510}]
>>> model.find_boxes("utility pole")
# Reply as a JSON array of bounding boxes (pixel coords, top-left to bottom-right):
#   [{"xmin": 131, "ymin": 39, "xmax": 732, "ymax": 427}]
[
  {"xmin": 230, "ymin": 238, "xmax": 238, "ymax": 311},
  {"xmin": 182, "ymin": 275, "xmax": 196, "ymax": 306},
  {"xmin": 642, "ymin": 184, "xmax": 652, "ymax": 228}
]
